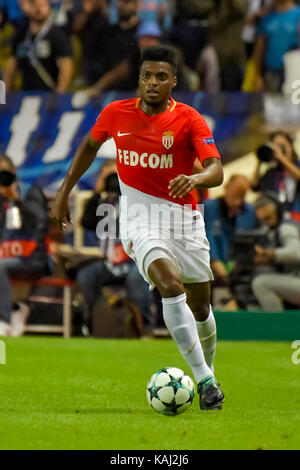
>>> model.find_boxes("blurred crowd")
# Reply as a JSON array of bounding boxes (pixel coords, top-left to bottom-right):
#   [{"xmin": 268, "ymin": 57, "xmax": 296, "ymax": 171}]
[{"xmin": 1, "ymin": 0, "xmax": 300, "ymax": 94}]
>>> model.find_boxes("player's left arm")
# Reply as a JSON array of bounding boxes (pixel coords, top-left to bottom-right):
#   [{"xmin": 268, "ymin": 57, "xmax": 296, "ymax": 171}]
[
  {"xmin": 168, "ymin": 158, "xmax": 223, "ymax": 199},
  {"xmin": 195, "ymin": 157, "xmax": 223, "ymax": 188},
  {"xmin": 169, "ymin": 110, "xmax": 223, "ymax": 198}
]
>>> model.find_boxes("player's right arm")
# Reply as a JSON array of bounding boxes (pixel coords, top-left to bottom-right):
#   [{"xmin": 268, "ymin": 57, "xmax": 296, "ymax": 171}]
[
  {"xmin": 51, "ymin": 101, "xmax": 114, "ymax": 229},
  {"xmin": 51, "ymin": 133, "xmax": 104, "ymax": 229}
]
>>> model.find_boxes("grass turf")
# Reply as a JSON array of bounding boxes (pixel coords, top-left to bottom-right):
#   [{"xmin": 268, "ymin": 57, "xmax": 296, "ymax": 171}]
[{"xmin": 0, "ymin": 336, "xmax": 299, "ymax": 450}]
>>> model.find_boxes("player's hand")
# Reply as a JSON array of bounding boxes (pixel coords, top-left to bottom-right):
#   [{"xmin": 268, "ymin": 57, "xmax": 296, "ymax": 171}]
[
  {"xmin": 168, "ymin": 174, "xmax": 196, "ymax": 199},
  {"xmin": 50, "ymin": 192, "xmax": 72, "ymax": 231}
]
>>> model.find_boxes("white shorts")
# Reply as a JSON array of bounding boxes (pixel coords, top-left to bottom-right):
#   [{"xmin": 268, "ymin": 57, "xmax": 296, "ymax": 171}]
[{"xmin": 121, "ymin": 219, "xmax": 214, "ymax": 290}]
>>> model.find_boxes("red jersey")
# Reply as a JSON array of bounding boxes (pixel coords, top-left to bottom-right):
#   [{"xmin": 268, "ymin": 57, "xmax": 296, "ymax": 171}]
[{"xmin": 91, "ymin": 97, "xmax": 220, "ymax": 207}]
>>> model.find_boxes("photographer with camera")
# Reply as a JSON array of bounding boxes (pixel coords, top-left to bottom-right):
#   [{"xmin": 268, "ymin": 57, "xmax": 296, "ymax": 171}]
[
  {"xmin": 251, "ymin": 193, "xmax": 300, "ymax": 312},
  {"xmin": 204, "ymin": 174, "xmax": 257, "ymax": 287},
  {"xmin": 251, "ymin": 131, "xmax": 300, "ymax": 221},
  {"xmin": 0, "ymin": 154, "xmax": 49, "ymax": 337}
]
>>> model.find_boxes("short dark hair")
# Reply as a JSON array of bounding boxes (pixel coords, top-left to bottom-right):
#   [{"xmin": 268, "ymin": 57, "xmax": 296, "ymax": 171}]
[
  {"xmin": 140, "ymin": 45, "xmax": 178, "ymax": 74},
  {"xmin": 255, "ymin": 192, "xmax": 284, "ymax": 221},
  {"xmin": 255, "ymin": 194, "xmax": 277, "ymax": 210}
]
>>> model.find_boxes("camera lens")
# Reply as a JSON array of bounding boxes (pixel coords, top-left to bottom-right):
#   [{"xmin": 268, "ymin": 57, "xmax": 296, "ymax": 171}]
[
  {"xmin": 256, "ymin": 144, "xmax": 274, "ymax": 163},
  {"xmin": 0, "ymin": 170, "xmax": 16, "ymax": 187}
]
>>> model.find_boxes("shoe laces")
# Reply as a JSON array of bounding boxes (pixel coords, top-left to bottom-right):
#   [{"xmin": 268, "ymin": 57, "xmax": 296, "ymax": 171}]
[{"xmin": 198, "ymin": 376, "xmax": 217, "ymax": 394}]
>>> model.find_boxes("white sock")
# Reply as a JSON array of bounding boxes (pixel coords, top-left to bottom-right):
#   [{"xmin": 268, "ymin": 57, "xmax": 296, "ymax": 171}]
[
  {"xmin": 196, "ymin": 305, "xmax": 217, "ymax": 373},
  {"xmin": 162, "ymin": 293, "xmax": 213, "ymax": 384}
]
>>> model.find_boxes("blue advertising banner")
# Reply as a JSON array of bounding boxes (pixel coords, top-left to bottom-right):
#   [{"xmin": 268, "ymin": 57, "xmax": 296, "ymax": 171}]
[{"xmin": 0, "ymin": 91, "xmax": 263, "ymax": 193}]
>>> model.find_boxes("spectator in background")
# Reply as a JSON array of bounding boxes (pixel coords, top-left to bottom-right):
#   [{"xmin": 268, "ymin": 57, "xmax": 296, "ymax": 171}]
[
  {"xmin": 168, "ymin": 0, "xmax": 220, "ymax": 92},
  {"xmin": 73, "ymin": 0, "xmax": 109, "ymax": 86},
  {"xmin": 242, "ymin": 0, "xmax": 273, "ymax": 58},
  {"xmin": 4, "ymin": 0, "xmax": 73, "ymax": 92},
  {"xmin": 0, "ymin": 154, "xmax": 49, "ymax": 337},
  {"xmin": 195, "ymin": 34, "xmax": 220, "ymax": 92},
  {"xmin": 170, "ymin": 0, "xmax": 213, "ymax": 72},
  {"xmin": 204, "ymin": 174, "xmax": 257, "ymax": 286},
  {"xmin": 86, "ymin": 0, "xmax": 140, "ymax": 97},
  {"xmin": 76, "ymin": 163, "xmax": 154, "ymax": 334},
  {"xmin": 137, "ymin": 0, "xmax": 171, "ymax": 31},
  {"xmin": 252, "ymin": 193, "xmax": 300, "ymax": 311},
  {"xmin": 109, "ymin": 0, "xmax": 171, "ymax": 30},
  {"xmin": 210, "ymin": 0, "xmax": 247, "ymax": 91},
  {"xmin": 136, "ymin": 20, "xmax": 162, "ymax": 52},
  {"xmin": 0, "ymin": 6, "xmax": 15, "ymax": 80},
  {"xmin": 253, "ymin": 0, "xmax": 300, "ymax": 92},
  {"xmin": 251, "ymin": 131, "xmax": 300, "ymax": 221},
  {"xmin": 50, "ymin": 0, "xmax": 79, "ymax": 35}
]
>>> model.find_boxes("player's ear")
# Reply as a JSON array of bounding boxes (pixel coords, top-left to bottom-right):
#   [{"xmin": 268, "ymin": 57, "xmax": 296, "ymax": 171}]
[{"xmin": 172, "ymin": 76, "xmax": 177, "ymax": 89}]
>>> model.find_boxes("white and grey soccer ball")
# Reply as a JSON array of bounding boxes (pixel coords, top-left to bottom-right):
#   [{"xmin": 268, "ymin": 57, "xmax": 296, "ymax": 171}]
[{"xmin": 146, "ymin": 367, "xmax": 195, "ymax": 416}]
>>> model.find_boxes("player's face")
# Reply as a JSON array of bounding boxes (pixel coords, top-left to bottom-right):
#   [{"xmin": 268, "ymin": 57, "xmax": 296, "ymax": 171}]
[{"xmin": 139, "ymin": 61, "xmax": 177, "ymax": 107}]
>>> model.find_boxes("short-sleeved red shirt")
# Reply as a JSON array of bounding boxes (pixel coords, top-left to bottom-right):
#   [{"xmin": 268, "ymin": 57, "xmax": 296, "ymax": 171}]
[{"xmin": 91, "ymin": 97, "xmax": 220, "ymax": 207}]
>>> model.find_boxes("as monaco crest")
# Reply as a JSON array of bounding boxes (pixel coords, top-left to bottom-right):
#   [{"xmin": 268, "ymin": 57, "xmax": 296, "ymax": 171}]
[{"xmin": 162, "ymin": 131, "xmax": 174, "ymax": 150}]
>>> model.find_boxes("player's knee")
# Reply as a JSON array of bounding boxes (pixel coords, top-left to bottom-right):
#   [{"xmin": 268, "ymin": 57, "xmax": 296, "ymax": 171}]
[
  {"xmin": 158, "ymin": 277, "xmax": 184, "ymax": 299},
  {"xmin": 193, "ymin": 302, "xmax": 210, "ymax": 322}
]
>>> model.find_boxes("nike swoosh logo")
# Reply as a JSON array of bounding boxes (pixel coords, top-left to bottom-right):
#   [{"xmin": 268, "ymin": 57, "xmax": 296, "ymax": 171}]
[{"xmin": 117, "ymin": 131, "xmax": 132, "ymax": 137}]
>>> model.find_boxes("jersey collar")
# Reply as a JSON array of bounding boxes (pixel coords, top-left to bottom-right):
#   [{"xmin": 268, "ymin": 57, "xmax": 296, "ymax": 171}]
[{"xmin": 136, "ymin": 97, "xmax": 177, "ymax": 116}]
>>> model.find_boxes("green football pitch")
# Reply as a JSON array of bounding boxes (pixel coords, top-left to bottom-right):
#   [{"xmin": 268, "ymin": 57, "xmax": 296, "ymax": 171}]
[{"xmin": 0, "ymin": 336, "xmax": 299, "ymax": 450}]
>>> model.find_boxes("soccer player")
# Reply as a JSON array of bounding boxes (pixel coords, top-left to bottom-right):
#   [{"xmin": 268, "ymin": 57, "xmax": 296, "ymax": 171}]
[{"xmin": 51, "ymin": 45, "xmax": 225, "ymax": 410}]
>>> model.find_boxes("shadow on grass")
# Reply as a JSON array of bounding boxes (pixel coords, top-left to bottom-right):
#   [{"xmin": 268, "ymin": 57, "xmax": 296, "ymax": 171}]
[
  {"xmin": 0, "ymin": 406, "xmax": 197, "ymax": 417},
  {"xmin": 57, "ymin": 407, "xmax": 152, "ymax": 416}
]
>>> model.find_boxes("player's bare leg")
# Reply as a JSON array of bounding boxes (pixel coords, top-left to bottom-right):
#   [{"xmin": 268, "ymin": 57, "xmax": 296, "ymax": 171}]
[
  {"xmin": 184, "ymin": 281, "xmax": 225, "ymax": 409},
  {"xmin": 148, "ymin": 258, "xmax": 215, "ymax": 401}
]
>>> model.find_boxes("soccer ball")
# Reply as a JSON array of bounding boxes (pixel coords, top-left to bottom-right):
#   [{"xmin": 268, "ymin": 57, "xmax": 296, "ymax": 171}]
[{"xmin": 146, "ymin": 367, "xmax": 195, "ymax": 416}]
